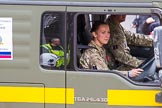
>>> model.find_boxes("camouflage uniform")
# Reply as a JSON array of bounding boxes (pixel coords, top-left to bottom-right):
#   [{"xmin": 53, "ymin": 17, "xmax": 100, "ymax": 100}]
[
  {"xmin": 106, "ymin": 17, "xmax": 153, "ymax": 71},
  {"xmin": 80, "ymin": 40, "xmax": 109, "ymax": 70},
  {"xmin": 80, "ymin": 40, "xmax": 128, "ymax": 76}
]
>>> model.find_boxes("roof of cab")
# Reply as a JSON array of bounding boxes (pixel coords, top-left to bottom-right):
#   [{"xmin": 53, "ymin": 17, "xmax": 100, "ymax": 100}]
[
  {"xmin": 5, "ymin": 0, "xmax": 160, "ymax": 2},
  {"xmin": 0, "ymin": 0, "xmax": 161, "ymax": 7}
]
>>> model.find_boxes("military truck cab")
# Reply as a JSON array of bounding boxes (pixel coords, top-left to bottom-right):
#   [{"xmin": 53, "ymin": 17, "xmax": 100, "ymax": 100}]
[{"xmin": 0, "ymin": 0, "xmax": 162, "ymax": 108}]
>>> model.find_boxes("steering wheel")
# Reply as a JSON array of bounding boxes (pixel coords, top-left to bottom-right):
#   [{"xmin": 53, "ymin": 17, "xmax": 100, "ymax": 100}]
[{"xmin": 131, "ymin": 55, "xmax": 158, "ymax": 82}]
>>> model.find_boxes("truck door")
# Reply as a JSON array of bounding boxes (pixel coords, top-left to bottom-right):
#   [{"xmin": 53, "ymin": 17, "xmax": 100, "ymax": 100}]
[
  {"xmin": 66, "ymin": 3, "xmax": 162, "ymax": 108},
  {"xmin": 39, "ymin": 6, "xmax": 71, "ymax": 108},
  {"xmin": 0, "ymin": 3, "xmax": 69, "ymax": 108},
  {"xmin": 0, "ymin": 4, "xmax": 45, "ymax": 108}
]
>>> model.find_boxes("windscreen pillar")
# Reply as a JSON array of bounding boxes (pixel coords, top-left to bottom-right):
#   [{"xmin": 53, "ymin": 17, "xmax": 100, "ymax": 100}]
[{"xmin": 154, "ymin": 26, "xmax": 162, "ymax": 103}]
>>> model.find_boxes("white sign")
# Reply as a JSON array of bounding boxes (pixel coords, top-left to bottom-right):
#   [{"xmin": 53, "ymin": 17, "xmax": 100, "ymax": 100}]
[{"xmin": 0, "ymin": 18, "xmax": 13, "ymax": 60}]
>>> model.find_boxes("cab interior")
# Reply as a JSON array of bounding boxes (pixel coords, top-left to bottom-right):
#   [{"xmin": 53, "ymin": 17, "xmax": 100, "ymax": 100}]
[
  {"xmin": 76, "ymin": 13, "xmax": 160, "ymax": 83},
  {"xmin": 40, "ymin": 12, "xmax": 161, "ymax": 84}
]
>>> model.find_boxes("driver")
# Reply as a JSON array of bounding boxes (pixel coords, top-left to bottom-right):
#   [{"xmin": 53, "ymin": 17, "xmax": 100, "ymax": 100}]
[
  {"xmin": 80, "ymin": 21, "xmax": 143, "ymax": 78},
  {"xmin": 105, "ymin": 15, "xmax": 153, "ymax": 71}
]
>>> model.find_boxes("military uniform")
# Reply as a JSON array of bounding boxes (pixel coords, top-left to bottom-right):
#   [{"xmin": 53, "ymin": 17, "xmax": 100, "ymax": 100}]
[
  {"xmin": 80, "ymin": 40, "xmax": 128, "ymax": 76},
  {"xmin": 106, "ymin": 17, "xmax": 153, "ymax": 70},
  {"xmin": 80, "ymin": 40, "xmax": 109, "ymax": 70}
]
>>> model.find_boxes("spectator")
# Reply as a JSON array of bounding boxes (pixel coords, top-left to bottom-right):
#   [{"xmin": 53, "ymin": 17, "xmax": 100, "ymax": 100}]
[{"xmin": 41, "ymin": 38, "xmax": 64, "ymax": 69}]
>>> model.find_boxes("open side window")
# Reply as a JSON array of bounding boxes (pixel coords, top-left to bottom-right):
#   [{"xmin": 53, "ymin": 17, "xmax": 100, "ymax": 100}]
[{"xmin": 75, "ymin": 13, "xmax": 161, "ymax": 83}]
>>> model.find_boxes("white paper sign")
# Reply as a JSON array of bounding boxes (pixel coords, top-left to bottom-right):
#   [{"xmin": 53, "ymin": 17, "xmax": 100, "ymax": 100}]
[{"xmin": 0, "ymin": 18, "xmax": 13, "ymax": 60}]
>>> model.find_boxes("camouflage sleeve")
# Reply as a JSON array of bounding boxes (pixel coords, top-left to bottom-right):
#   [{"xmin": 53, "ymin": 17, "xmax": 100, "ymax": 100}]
[
  {"xmin": 80, "ymin": 48, "xmax": 109, "ymax": 70},
  {"xmin": 112, "ymin": 48, "xmax": 143, "ymax": 68},
  {"xmin": 124, "ymin": 29, "xmax": 153, "ymax": 47},
  {"xmin": 107, "ymin": 29, "xmax": 143, "ymax": 68}
]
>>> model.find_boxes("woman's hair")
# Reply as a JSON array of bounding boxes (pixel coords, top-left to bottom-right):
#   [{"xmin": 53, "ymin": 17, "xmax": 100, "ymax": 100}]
[{"xmin": 90, "ymin": 21, "xmax": 108, "ymax": 33}]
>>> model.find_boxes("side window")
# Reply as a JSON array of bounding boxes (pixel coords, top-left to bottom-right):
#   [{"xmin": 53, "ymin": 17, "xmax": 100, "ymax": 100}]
[
  {"xmin": 40, "ymin": 12, "xmax": 65, "ymax": 70},
  {"xmin": 76, "ymin": 13, "xmax": 160, "ymax": 82}
]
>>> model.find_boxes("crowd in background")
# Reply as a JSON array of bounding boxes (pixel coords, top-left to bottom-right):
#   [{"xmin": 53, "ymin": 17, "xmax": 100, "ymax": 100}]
[{"xmin": 132, "ymin": 15, "xmax": 160, "ymax": 35}]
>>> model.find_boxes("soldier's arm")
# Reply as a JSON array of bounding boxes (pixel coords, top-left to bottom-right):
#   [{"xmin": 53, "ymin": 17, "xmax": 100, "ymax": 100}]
[
  {"xmin": 115, "ymin": 68, "xmax": 143, "ymax": 78},
  {"xmin": 124, "ymin": 29, "xmax": 153, "ymax": 47},
  {"xmin": 91, "ymin": 56, "xmax": 109, "ymax": 70},
  {"xmin": 80, "ymin": 48, "xmax": 109, "ymax": 70},
  {"xmin": 90, "ymin": 49, "xmax": 109, "ymax": 70},
  {"xmin": 111, "ymin": 48, "xmax": 143, "ymax": 68}
]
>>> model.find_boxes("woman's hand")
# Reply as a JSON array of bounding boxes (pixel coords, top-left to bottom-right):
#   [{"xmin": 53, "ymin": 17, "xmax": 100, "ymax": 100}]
[{"xmin": 129, "ymin": 68, "xmax": 144, "ymax": 77}]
